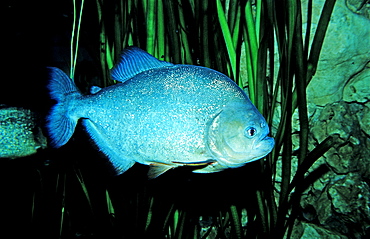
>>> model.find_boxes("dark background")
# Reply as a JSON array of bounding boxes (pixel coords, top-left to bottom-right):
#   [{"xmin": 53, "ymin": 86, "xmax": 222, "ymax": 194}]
[{"xmin": 1, "ymin": 1, "xmax": 263, "ymax": 238}]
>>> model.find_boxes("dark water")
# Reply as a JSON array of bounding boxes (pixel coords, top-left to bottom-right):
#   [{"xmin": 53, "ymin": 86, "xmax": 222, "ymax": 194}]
[
  {"xmin": 0, "ymin": 126, "xmax": 264, "ymax": 238},
  {"xmin": 3, "ymin": 1, "xmax": 369, "ymax": 239}
]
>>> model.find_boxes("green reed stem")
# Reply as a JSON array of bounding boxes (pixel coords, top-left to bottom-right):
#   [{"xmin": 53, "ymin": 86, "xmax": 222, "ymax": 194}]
[
  {"xmin": 95, "ymin": 0, "xmax": 109, "ymax": 85},
  {"xmin": 58, "ymin": 173, "xmax": 66, "ymax": 238},
  {"xmin": 105, "ymin": 40, "xmax": 114, "ymax": 70},
  {"xmin": 243, "ymin": 28, "xmax": 255, "ymax": 97},
  {"xmin": 163, "ymin": 0, "xmax": 181, "ymax": 63},
  {"xmin": 74, "ymin": 167, "xmax": 93, "ymax": 213},
  {"xmin": 256, "ymin": 189, "xmax": 268, "ymax": 234},
  {"xmin": 245, "ymin": 1, "xmax": 258, "ymax": 78},
  {"xmin": 177, "ymin": 2, "xmax": 193, "ymax": 64},
  {"xmin": 307, "ymin": 0, "xmax": 336, "ymax": 79},
  {"xmin": 293, "ymin": 1, "xmax": 309, "ymax": 166},
  {"xmin": 70, "ymin": 0, "xmax": 85, "ymax": 80},
  {"xmin": 145, "ymin": 0, "xmax": 156, "ymax": 55},
  {"xmin": 201, "ymin": 0, "xmax": 211, "ymax": 67},
  {"xmin": 243, "ymin": 0, "xmax": 262, "ymax": 104},
  {"xmin": 145, "ymin": 197, "xmax": 154, "ymax": 231},
  {"xmin": 231, "ymin": 6, "xmax": 241, "ymax": 52},
  {"xmin": 156, "ymin": 0, "xmax": 166, "ymax": 60},
  {"xmin": 230, "ymin": 205, "xmax": 242, "ymax": 239},
  {"xmin": 106, "ymin": 190, "xmax": 115, "ymax": 216},
  {"xmin": 216, "ymin": 0, "xmax": 236, "ymax": 78}
]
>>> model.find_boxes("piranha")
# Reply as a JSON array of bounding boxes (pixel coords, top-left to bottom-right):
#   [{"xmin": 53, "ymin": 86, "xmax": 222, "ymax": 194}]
[{"xmin": 47, "ymin": 47, "xmax": 274, "ymax": 179}]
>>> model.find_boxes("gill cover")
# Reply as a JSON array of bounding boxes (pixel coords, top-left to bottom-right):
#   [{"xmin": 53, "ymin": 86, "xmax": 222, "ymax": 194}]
[{"xmin": 207, "ymin": 100, "xmax": 272, "ymax": 168}]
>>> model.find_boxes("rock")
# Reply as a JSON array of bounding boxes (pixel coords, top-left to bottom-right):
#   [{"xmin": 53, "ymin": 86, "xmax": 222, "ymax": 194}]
[
  {"xmin": 358, "ymin": 103, "xmax": 370, "ymax": 137},
  {"xmin": 343, "ymin": 64, "xmax": 370, "ymax": 103},
  {"xmin": 329, "ymin": 173, "xmax": 370, "ymax": 218},
  {"xmin": 311, "ymin": 101, "xmax": 359, "ymax": 143},
  {"xmin": 327, "ymin": 173, "xmax": 370, "ymax": 237},
  {"xmin": 289, "ymin": 221, "xmax": 348, "ymax": 239},
  {"xmin": 297, "ymin": 100, "xmax": 370, "ymax": 237},
  {"xmin": 310, "ymin": 101, "xmax": 368, "ymax": 173},
  {"xmin": 300, "ymin": 172, "xmax": 370, "ymax": 238},
  {"xmin": 304, "ymin": 0, "xmax": 370, "ymax": 106},
  {"xmin": 310, "ymin": 160, "xmax": 333, "ymax": 193},
  {"xmin": 0, "ymin": 106, "xmax": 47, "ymax": 159},
  {"xmin": 346, "ymin": 0, "xmax": 370, "ymax": 19}
]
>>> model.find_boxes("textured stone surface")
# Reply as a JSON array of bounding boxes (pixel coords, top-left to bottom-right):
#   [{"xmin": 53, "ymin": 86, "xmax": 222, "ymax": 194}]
[
  {"xmin": 311, "ymin": 102, "xmax": 362, "ymax": 143},
  {"xmin": 290, "ymin": 221, "xmax": 349, "ymax": 239},
  {"xmin": 359, "ymin": 103, "xmax": 370, "ymax": 137},
  {"xmin": 297, "ymin": 100, "xmax": 370, "ymax": 238},
  {"xmin": 0, "ymin": 106, "xmax": 47, "ymax": 158},
  {"xmin": 328, "ymin": 173, "xmax": 370, "ymax": 221},
  {"xmin": 299, "ymin": 172, "xmax": 370, "ymax": 238},
  {"xmin": 304, "ymin": 0, "xmax": 370, "ymax": 106},
  {"xmin": 327, "ymin": 173, "xmax": 370, "ymax": 237},
  {"xmin": 346, "ymin": 0, "xmax": 370, "ymax": 19},
  {"xmin": 343, "ymin": 64, "xmax": 370, "ymax": 103}
]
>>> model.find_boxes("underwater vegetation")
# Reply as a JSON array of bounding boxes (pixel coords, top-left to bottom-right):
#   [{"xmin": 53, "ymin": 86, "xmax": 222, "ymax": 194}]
[{"xmin": 3, "ymin": 0, "xmax": 369, "ymax": 238}]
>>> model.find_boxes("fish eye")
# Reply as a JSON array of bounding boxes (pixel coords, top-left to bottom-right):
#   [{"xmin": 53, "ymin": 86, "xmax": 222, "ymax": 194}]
[{"xmin": 245, "ymin": 127, "xmax": 257, "ymax": 138}]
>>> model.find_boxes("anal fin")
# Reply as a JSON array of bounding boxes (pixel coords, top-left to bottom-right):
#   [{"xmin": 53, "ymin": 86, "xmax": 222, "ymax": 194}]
[
  {"xmin": 147, "ymin": 160, "xmax": 217, "ymax": 179},
  {"xmin": 148, "ymin": 163, "xmax": 175, "ymax": 179}
]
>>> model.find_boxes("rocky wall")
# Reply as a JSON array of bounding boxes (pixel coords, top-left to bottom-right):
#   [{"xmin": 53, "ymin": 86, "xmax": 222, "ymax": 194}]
[{"xmin": 287, "ymin": 0, "xmax": 370, "ymax": 238}]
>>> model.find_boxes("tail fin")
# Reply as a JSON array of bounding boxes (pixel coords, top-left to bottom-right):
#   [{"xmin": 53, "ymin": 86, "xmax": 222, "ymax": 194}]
[{"xmin": 47, "ymin": 67, "xmax": 82, "ymax": 148}]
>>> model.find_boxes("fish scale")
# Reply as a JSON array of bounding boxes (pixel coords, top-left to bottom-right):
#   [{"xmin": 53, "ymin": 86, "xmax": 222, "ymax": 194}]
[
  {"xmin": 82, "ymin": 68, "xmax": 219, "ymax": 160},
  {"xmin": 47, "ymin": 46, "xmax": 274, "ymax": 179}
]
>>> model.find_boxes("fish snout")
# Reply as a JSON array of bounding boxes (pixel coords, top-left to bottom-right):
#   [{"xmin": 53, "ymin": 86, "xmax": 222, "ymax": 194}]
[{"xmin": 255, "ymin": 135, "xmax": 275, "ymax": 153}]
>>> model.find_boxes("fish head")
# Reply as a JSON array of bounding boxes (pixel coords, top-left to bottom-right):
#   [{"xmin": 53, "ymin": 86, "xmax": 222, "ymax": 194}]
[{"xmin": 206, "ymin": 100, "xmax": 274, "ymax": 170}]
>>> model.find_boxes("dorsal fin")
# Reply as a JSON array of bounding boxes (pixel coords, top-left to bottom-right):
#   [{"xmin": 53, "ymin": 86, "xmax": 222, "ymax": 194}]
[{"xmin": 111, "ymin": 46, "xmax": 173, "ymax": 83}]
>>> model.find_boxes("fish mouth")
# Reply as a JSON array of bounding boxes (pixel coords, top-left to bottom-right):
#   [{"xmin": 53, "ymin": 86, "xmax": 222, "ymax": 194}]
[
  {"xmin": 210, "ymin": 135, "xmax": 275, "ymax": 168},
  {"xmin": 254, "ymin": 135, "xmax": 275, "ymax": 154},
  {"xmin": 236, "ymin": 136, "xmax": 274, "ymax": 164}
]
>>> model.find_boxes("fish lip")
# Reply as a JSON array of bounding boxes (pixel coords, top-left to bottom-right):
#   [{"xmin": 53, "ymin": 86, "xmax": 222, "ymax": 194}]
[
  {"xmin": 261, "ymin": 135, "xmax": 274, "ymax": 142},
  {"xmin": 254, "ymin": 135, "xmax": 275, "ymax": 151},
  {"xmin": 242, "ymin": 136, "xmax": 274, "ymax": 163}
]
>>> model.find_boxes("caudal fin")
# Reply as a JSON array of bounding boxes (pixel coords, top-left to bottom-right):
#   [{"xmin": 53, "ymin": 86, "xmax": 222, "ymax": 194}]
[{"xmin": 47, "ymin": 67, "xmax": 82, "ymax": 148}]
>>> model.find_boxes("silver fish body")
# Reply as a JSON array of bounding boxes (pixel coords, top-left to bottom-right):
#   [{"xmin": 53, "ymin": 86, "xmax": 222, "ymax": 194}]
[{"xmin": 47, "ymin": 47, "xmax": 274, "ymax": 178}]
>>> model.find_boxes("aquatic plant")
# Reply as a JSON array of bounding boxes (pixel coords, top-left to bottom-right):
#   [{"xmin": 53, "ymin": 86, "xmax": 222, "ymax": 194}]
[{"xmin": 47, "ymin": 0, "xmax": 338, "ymax": 238}]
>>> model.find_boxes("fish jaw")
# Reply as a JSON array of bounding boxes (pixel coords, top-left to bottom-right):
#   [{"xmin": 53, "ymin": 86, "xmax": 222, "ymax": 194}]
[
  {"xmin": 217, "ymin": 135, "xmax": 274, "ymax": 168},
  {"xmin": 253, "ymin": 135, "xmax": 275, "ymax": 159},
  {"xmin": 206, "ymin": 100, "xmax": 275, "ymax": 169}
]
